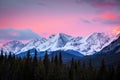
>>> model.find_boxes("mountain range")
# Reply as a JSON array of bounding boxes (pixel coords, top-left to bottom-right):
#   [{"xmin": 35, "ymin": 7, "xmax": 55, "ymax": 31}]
[{"xmin": 0, "ymin": 32, "xmax": 119, "ymax": 57}]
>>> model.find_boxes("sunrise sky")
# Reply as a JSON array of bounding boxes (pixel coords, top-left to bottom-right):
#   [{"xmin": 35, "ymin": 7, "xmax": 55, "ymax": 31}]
[{"xmin": 0, "ymin": 0, "xmax": 120, "ymax": 45}]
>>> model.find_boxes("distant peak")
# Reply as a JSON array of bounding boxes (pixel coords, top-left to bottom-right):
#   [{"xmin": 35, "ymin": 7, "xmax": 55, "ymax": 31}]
[
  {"xmin": 57, "ymin": 33, "xmax": 66, "ymax": 35},
  {"xmin": 91, "ymin": 32, "xmax": 105, "ymax": 36},
  {"xmin": 57, "ymin": 33, "xmax": 72, "ymax": 37},
  {"xmin": 4, "ymin": 40, "xmax": 21, "ymax": 44},
  {"xmin": 88, "ymin": 32, "xmax": 109, "ymax": 38},
  {"xmin": 31, "ymin": 38, "xmax": 46, "ymax": 41},
  {"xmin": 49, "ymin": 34, "xmax": 56, "ymax": 39},
  {"xmin": 29, "ymin": 36, "xmax": 47, "ymax": 42},
  {"xmin": 49, "ymin": 33, "xmax": 72, "ymax": 39},
  {"xmin": 3, "ymin": 40, "xmax": 23, "ymax": 46}
]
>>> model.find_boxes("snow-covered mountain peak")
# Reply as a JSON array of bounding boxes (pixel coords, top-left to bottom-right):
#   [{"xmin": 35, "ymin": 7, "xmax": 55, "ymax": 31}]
[
  {"xmin": 2, "ymin": 40, "xmax": 24, "ymax": 48},
  {"xmin": 1, "ymin": 32, "xmax": 118, "ymax": 56},
  {"xmin": 100, "ymin": 35, "xmax": 120, "ymax": 54},
  {"xmin": 3, "ymin": 40, "xmax": 20, "ymax": 46},
  {"xmin": 49, "ymin": 34, "xmax": 56, "ymax": 39},
  {"xmin": 64, "ymin": 36, "xmax": 83, "ymax": 47},
  {"xmin": 56, "ymin": 33, "xmax": 70, "ymax": 36},
  {"xmin": 86, "ymin": 32, "xmax": 108, "ymax": 39},
  {"xmin": 72, "ymin": 37, "xmax": 82, "ymax": 41},
  {"xmin": 52, "ymin": 33, "xmax": 73, "ymax": 47},
  {"xmin": 63, "ymin": 32, "xmax": 115, "ymax": 55},
  {"xmin": 36, "ymin": 33, "xmax": 73, "ymax": 51},
  {"xmin": 1, "ymin": 40, "xmax": 25, "ymax": 54},
  {"xmin": 86, "ymin": 32, "xmax": 110, "ymax": 46},
  {"xmin": 55, "ymin": 33, "xmax": 73, "ymax": 40},
  {"xmin": 49, "ymin": 33, "xmax": 72, "ymax": 39},
  {"xmin": 47, "ymin": 33, "xmax": 73, "ymax": 44},
  {"xmin": 27, "ymin": 38, "xmax": 47, "ymax": 45},
  {"xmin": 19, "ymin": 37, "xmax": 47, "ymax": 53}
]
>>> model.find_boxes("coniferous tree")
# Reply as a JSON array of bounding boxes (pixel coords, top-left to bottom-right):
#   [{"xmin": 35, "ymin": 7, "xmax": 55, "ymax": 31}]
[
  {"xmin": 88, "ymin": 59, "xmax": 93, "ymax": 70},
  {"xmin": 0, "ymin": 49, "xmax": 120, "ymax": 80},
  {"xmin": 32, "ymin": 49, "xmax": 38, "ymax": 80},
  {"xmin": 116, "ymin": 61, "xmax": 120, "ymax": 80},
  {"xmin": 33, "ymin": 49, "xmax": 37, "ymax": 63},
  {"xmin": 43, "ymin": 51, "xmax": 50, "ymax": 79},
  {"xmin": 59, "ymin": 51, "xmax": 62, "ymax": 65},
  {"xmin": 107, "ymin": 66, "xmax": 115, "ymax": 80},
  {"xmin": 81, "ymin": 61, "xmax": 87, "ymax": 80},
  {"xmin": 87, "ymin": 59, "xmax": 95, "ymax": 80},
  {"xmin": 51, "ymin": 53, "xmax": 54, "ymax": 63},
  {"xmin": 23, "ymin": 50, "xmax": 33, "ymax": 80},
  {"xmin": 8, "ymin": 51, "xmax": 12, "ymax": 61},
  {"xmin": 69, "ymin": 58, "xmax": 75, "ymax": 80},
  {"xmin": 26, "ymin": 50, "xmax": 30, "ymax": 59},
  {"xmin": 0, "ymin": 49, "xmax": 4, "ymax": 61},
  {"xmin": 43, "ymin": 51, "xmax": 49, "ymax": 66},
  {"xmin": 54, "ymin": 54, "xmax": 58, "ymax": 65},
  {"xmin": 97, "ymin": 58, "xmax": 107, "ymax": 80}
]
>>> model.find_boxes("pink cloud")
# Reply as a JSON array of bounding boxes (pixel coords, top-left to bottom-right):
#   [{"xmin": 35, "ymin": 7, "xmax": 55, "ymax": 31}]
[{"xmin": 101, "ymin": 12, "xmax": 118, "ymax": 21}]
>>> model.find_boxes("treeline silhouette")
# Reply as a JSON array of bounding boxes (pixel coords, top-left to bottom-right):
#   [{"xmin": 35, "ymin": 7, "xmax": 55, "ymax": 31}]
[{"xmin": 0, "ymin": 50, "xmax": 120, "ymax": 80}]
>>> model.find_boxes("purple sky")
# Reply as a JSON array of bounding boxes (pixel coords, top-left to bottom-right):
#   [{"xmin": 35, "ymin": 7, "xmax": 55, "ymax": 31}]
[{"xmin": 0, "ymin": 0, "xmax": 120, "ymax": 45}]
